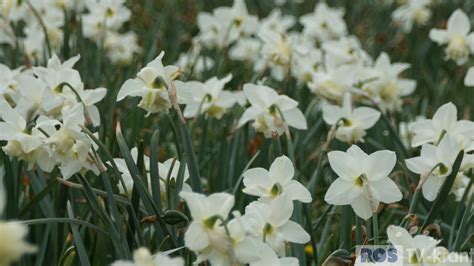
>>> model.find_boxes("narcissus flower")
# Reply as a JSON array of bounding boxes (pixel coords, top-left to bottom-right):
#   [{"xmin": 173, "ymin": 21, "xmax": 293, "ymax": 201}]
[
  {"xmin": 117, "ymin": 52, "xmax": 179, "ymax": 116},
  {"xmin": 175, "ymin": 74, "xmax": 235, "ymax": 119},
  {"xmin": 243, "ymin": 195, "xmax": 310, "ymax": 255},
  {"xmin": 322, "ymin": 93, "xmax": 380, "ymax": 143},
  {"xmin": 364, "ymin": 52, "xmax": 416, "ymax": 111},
  {"xmin": 388, "ymin": 225, "xmax": 472, "ymax": 265},
  {"xmin": 299, "ymin": 2, "xmax": 347, "ymax": 42},
  {"xmin": 324, "ymin": 145, "xmax": 402, "ymax": 219},
  {"xmin": 238, "ymin": 83, "xmax": 307, "ymax": 138},
  {"xmin": 429, "ymin": 9, "xmax": 474, "ymax": 65},
  {"xmin": 250, "ymin": 243, "xmax": 299, "ymax": 266},
  {"xmin": 405, "ymin": 134, "xmax": 468, "ymax": 201},
  {"xmin": 242, "ymin": 155, "xmax": 312, "ymax": 203},
  {"xmin": 180, "ymin": 192, "xmax": 235, "ymax": 265},
  {"xmin": 410, "ymin": 102, "xmax": 474, "ymax": 147},
  {"xmin": 111, "ymin": 247, "xmax": 184, "ymax": 266}
]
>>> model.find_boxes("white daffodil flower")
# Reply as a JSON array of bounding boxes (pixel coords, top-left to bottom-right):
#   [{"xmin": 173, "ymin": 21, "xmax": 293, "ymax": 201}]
[
  {"xmin": 322, "ymin": 36, "xmax": 372, "ymax": 68},
  {"xmin": 364, "ymin": 52, "xmax": 416, "ymax": 111},
  {"xmin": 299, "ymin": 2, "xmax": 347, "ymax": 42},
  {"xmin": 307, "ymin": 63, "xmax": 361, "ymax": 102},
  {"xmin": 256, "ymin": 30, "xmax": 293, "ymax": 81},
  {"xmin": 258, "ymin": 9, "xmax": 295, "ymax": 35},
  {"xmin": 324, "ymin": 145, "xmax": 402, "ymax": 219},
  {"xmin": 180, "ymin": 192, "xmax": 235, "ymax": 265},
  {"xmin": 175, "ymin": 44, "xmax": 215, "ymax": 78},
  {"xmin": 111, "ymin": 247, "xmax": 184, "ymax": 266},
  {"xmin": 405, "ymin": 134, "xmax": 468, "ymax": 201},
  {"xmin": 34, "ymin": 54, "xmax": 106, "ymax": 125},
  {"xmin": 225, "ymin": 212, "xmax": 268, "ymax": 264},
  {"xmin": 117, "ymin": 52, "xmax": 179, "ymax": 116},
  {"xmin": 197, "ymin": 0, "xmax": 258, "ymax": 49},
  {"xmin": 291, "ymin": 48, "xmax": 323, "ymax": 83},
  {"xmin": 238, "ymin": 83, "xmax": 307, "ymax": 138},
  {"xmin": 229, "ymin": 37, "xmax": 262, "ymax": 63},
  {"xmin": 0, "ymin": 100, "xmax": 52, "ymax": 171},
  {"xmin": 39, "ymin": 104, "xmax": 96, "ymax": 179},
  {"xmin": 82, "ymin": 0, "xmax": 131, "ymax": 41},
  {"xmin": 392, "ymin": 0, "xmax": 431, "ymax": 33},
  {"xmin": 242, "ymin": 155, "xmax": 312, "ymax": 203},
  {"xmin": 322, "ymin": 93, "xmax": 381, "ymax": 143},
  {"xmin": 387, "ymin": 225, "xmax": 445, "ymax": 265},
  {"xmin": 0, "ymin": 64, "xmax": 22, "ymax": 105},
  {"xmin": 243, "ymin": 194, "xmax": 310, "ymax": 255},
  {"xmin": 175, "ymin": 74, "xmax": 235, "ymax": 119},
  {"xmin": 104, "ymin": 31, "xmax": 141, "ymax": 65},
  {"xmin": 429, "ymin": 9, "xmax": 474, "ymax": 66},
  {"xmin": 0, "ymin": 167, "xmax": 37, "ymax": 266},
  {"xmin": 250, "ymin": 243, "xmax": 299, "ymax": 266},
  {"xmin": 410, "ymin": 102, "xmax": 474, "ymax": 147}
]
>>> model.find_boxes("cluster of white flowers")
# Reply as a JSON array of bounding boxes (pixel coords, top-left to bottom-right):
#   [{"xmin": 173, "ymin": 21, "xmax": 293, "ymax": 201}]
[
  {"xmin": 176, "ymin": 155, "xmax": 310, "ymax": 265},
  {"xmin": 118, "ymin": 51, "xmax": 307, "ymax": 138},
  {"xmin": 0, "ymin": 54, "xmax": 106, "ymax": 179},
  {"xmin": 429, "ymin": 9, "xmax": 474, "ymax": 88},
  {"xmin": 0, "ymin": 0, "xmax": 139, "ymax": 64},
  {"xmin": 406, "ymin": 102, "xmax": 474, "ymax": 201},
  {"xmin": 193, "ymin": 1, "xmax": 416, "ymax": 111}
]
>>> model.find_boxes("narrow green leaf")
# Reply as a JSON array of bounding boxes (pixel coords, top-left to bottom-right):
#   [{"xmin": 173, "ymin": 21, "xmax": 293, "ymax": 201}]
[
  {"xmin": 66, "ymin": 201, "xmax": 91, "ymax": 266},
  {"xmin": 23, "ymin": 217, "xmax": 108, "ymax": 235},
  {"xmin": 179, "ymin": 121, "xmax": 203, "ymax": 193},
  {"xmin": 150, "ymin": 129, "xmax": 163, "ymax": 210}
]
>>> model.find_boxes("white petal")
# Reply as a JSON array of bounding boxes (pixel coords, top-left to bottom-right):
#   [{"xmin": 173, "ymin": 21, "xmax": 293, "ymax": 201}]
[
  {"xmin": 370, "ymin": 178, "xmax": 403, "ymax": 203},
  {"xmin": 268, "ymin": 194, "xmax": 293, "ymax": 227},
  {"xmin": 117, "ymin": 79, "xmax": 143, "ymax": 101},
  {"xmin": 433, "ymin": 102, "xmax": 457, "ymax": 129},
  {"xmin": 208, "ymin": 193, "xmax": 235, "ymax": 218},
  {"xmin": 179, "ymin": 191, "xmax": 207, "ymax": 220},
  {"xmin": 447, "ymin": 9, "xmax": 471, "ymax": 35},
  {"xmin": 386, "ymin": 225, "xmax": 414, "ymax": 248},
  {"xmin": 238, "ymin": 106, "xmax": 259, "ymax": 127},
  {"xmin": 242, "ymin": 168, "xmax": 272, "ymax": 197},
  {"xmin": 184, "ymin": 222, "xmax": 210, "ymax": 251},
  {"xmin": 353, "ymin": 107, "xmax": 380, "ymax": 129},
  {"xmin": 351, "ymin": 195, "xmax": 373, "ymax": 220},
  {"xmin": 429, "ymin": 29, "xmax": 448, "ymax": 44},
  {"xmin": 422, "ymin": 176, "xmax": 444, "ymax": 201},
  {"xmin": 282, "ymin": 108, "xmax": 307, "ymax": 130},
  {"xmin": 322, "ymin": 104, "xmax": 344, "ymax": 125},
  {"xmin": 269, "ymin": 155, "xmax": 294, "ymax": 186},
  {"xmin": 327, "ymin": 150, "xmax": 359, "ymax": 180},
  {"xmin": 324, "ymin": 178, "xmax": 360, "ymax": 205},
  {"xmin": 464, "ymin": 67, "xmax": 474, "ymax": 87},
  {"xmin": 243, "ymin": 83, "xmax": 277, "ymax": 108},
  {"xmin": 364, "ymin": 150, "xmax": 396, "ymax": 181},
  {"xmin": 280, "ymin": 220, "xmax": 310, "ymax": 244},
  {"xmin": 285, "ymin": 180, "xmax": 312, "ymax": 203}
]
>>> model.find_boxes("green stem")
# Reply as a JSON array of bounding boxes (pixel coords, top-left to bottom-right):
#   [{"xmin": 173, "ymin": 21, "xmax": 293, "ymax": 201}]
[
  {"xmin": 373, "ymin": 212, "xmax": 379, "ymax": 245},
  {"xmin": 355, "ymin": 216, "xmax": 363, "ymax": 245}
]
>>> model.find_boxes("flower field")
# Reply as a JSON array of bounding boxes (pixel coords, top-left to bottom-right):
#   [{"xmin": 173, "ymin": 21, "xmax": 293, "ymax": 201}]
[{"xmin": 0, "ymin": 0, "xmax": 473, "ymax": 265}]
